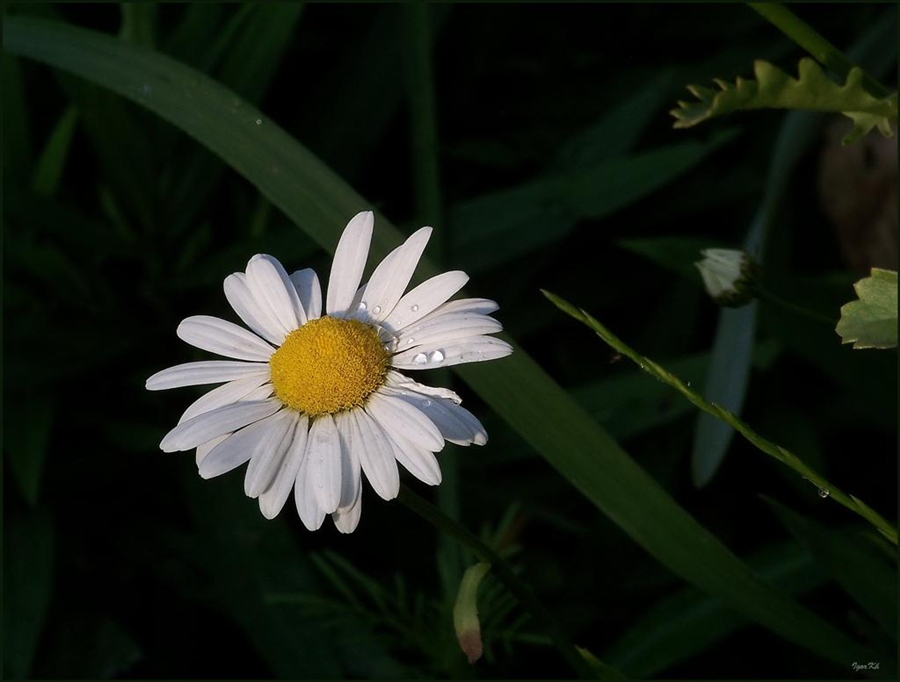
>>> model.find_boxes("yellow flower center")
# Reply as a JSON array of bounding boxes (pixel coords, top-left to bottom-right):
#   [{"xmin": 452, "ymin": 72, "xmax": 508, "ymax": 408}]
[{"xmin": 269, "ymin": 316, "xmax": 390, "ymax": 416}]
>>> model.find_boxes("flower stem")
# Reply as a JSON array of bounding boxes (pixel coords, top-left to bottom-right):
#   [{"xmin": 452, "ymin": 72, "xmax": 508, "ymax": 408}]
[
  {"xmin": 397, "ymin": 485, "xmax": 619, "ymax": 679},
  {"xmin": 748, "ymin": 3, "xmax": 892, "ymax": 98},
  {"xmin": 757, "ymin": 287, "xmax": 837, "ymax": 326}
]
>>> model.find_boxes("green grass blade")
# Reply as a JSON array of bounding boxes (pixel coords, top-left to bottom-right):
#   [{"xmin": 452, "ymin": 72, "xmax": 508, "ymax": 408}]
[
  {"xmin": 32, "ymin": 105, "xmax": 78, "ymax": 196},
  {"xmin": 766, "ymin": 498, "xmax": 898, "ymax": 641},
  {"xmin": 605, "ymin": 541, "xmax": 827, "ymax": 677},
  {"xmin": 449, "ymin": 129, "xmax": 738, "ymax": 273},
  {"xmin": 556, "ymin": 66, "xmax": 679, "ymax": 167},
  {"xmin": 544, "ymin": 289, "xmax": 898, "ymax": 545},
  {"xmin": 3, "ymin": 15, "xmax": 871, "ymax": 667},
  {"xmin": 166, "ymin": 3, "xmax": 305, "ymax": 235}
]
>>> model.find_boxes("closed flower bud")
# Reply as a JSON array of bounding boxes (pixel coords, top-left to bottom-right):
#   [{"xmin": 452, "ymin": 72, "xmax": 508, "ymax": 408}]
[{"xmin": 695, "ymin": 248, "xmax": 759, "ymax": 307}]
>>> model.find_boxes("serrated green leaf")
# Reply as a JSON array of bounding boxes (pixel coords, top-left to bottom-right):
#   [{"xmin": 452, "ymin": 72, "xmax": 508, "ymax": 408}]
[
  {"xmin": 671, "ymin": 58, "xmax": 897, "ymax": 144},
  {"xmin": 835, "ymin": 268, "xmax": 898, "ymax": 349}
]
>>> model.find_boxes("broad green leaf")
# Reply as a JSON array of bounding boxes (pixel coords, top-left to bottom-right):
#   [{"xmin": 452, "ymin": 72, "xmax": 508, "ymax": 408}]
[
  {"xmin": 605, "ymin": 542, "xmax": 827, "ymax": 678},
  {"xmin": 556, "ymin": 67, "xmax": 679, "ymax": 167},
  {"xmin": 166, "ymin": 3, "xmax": 305, "ymax": 235},
  {"xmin": 3, "ymin": 509, "xmax": 54, "ymax": 679},
  {"xmin": 671, "ymin": 58, "xmax": 897, "ymax": 143},
  {"xmin": 450, "ymin": 129, "xmax": 738, "ymax": 272},
  {"xmin": 835, "ymin": 268, "xmax": 898, "ymax": 349},
  {"xmin": 3, "ymin": 15, "xmax": 869, "ymax": 666},
  {"xmin": 766, "ymin": 499, "xmax": 898, "ymax": 640}
]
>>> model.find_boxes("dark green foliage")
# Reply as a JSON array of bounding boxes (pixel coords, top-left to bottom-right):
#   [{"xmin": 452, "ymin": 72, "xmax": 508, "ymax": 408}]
[{"xmin": 3, "ymin": 3, "xmax": 896, "ymax": 678}]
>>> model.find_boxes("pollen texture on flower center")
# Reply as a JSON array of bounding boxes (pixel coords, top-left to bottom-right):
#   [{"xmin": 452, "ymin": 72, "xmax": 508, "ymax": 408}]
[{"xmin": 269, "ymin": 316, "xmax": 390, "ymax": 415}]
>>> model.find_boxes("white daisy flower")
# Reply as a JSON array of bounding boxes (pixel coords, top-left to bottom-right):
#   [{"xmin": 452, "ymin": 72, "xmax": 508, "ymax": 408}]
[{"xmin": 146, "ymin": 211, "xmax": 512, "ymax": 533}]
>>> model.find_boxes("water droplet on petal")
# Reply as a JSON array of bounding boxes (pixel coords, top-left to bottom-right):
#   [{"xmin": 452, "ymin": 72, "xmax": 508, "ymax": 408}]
[
  {"xmin": 373, "ymin": 305, "xmax": 382, "ymax": 315},
  {"xmin": 428, "ymin": 350, "xmax": 445, "ymax": 364},
  {"xmin": 423, "ymin": 399, "xmax": 432, "ymax": 407},
  {"xmin": 358, "ymin": 302, "xmax": 367, "ymax": 311},
  {"xmin": 412, "ymin": 353, "xmax": 428, "ymax": 365},
  {"xmin": 817, "ymin": 488, "xmax": 830, "ymax": 498},
  {"xmin": 406, "ymin": 338, "xmax": 415, "ymax": 345},
  {"xmin": 411, "ymin": 304, "xmax": 419, "ymax": 312}
]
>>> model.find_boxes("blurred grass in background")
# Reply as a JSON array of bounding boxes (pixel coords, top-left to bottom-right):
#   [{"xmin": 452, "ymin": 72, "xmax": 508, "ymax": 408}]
[{"xmin": 3, "ymin": 3, "xmax": 897, "ymax": 679}]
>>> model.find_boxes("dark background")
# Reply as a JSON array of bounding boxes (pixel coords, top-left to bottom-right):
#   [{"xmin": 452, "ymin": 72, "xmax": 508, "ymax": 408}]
[{"xmin": 3, "ymin": 3, "xmax": 897, "ymax": 679}]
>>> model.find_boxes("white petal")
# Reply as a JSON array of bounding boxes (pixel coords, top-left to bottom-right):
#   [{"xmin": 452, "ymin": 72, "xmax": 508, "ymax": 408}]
[
  {"xmin": 382, "ymin": 270, "xmax": 469, "ymax": 332},
  {"xmin": 392, "ymin": 336, "xmax": 512, "ymax": 369},
  {"xmin": 259, "ymin": 414, "xmax": 309, "ymax": 519},
  {"xmin": 224, "ymin": 272, "xmax": 285, "ymax": 345},
  {"xmin": 331, "ymin": 486, "xmax": 363, "ymax": 534},
  {"xmin": 178, "ymin": 376, "xmax": 273, "ymax": 425},
  {"xmin": 366, "ymin": 391, "xmax": 444, "ymax": 451},
  {"xmin": 384, "ymin": 370, "xmax": 464, "ymax": 403},
  {"xmin": 246, "ymin": 254, "xmax": 305, "ymax": 334},
  {"xmin": 290, "ymin": 268, "xmax": 322, "ymax": 320},
  {"xmin": 358, "ymin": 226, "xmax": 431, "ymax": 322},
  {"xmin": 196, "ymin": 433, "xmax": 229, "ymax": 467},
  {"xmin": 177, "ymin": 315, "xmax": 276, "ymax": 361},
  {"xmin": 333, "ymin": 411, "xmax": 362, "ymax": 509},
  {"xmin": 197, "ymin": 408, "xmax": 284, "ymax": 478},
  {"xmin": 383, "ymin": 373, "xmax": 487, "ymax": 446},
  {"xmin": 416, "ymin": 297, "xmax": 499, "ymax": 321},
  {"xmin": 146, "ymin": 361, "xmax": 268, "ymax": 390},
  {"xmin": 327, "ymin": 211, "xmax": 374, "ymax": 315},
  {"xmin": 243, "ymin": 410, "xmax": 297, "ymax": 498},
  {"xmin": 387, "ymin": 430, "xmax": 442, "ymax": 486},
  {"xmin": 395, "ymin": 312, "xmax": 502, "ymax": 349},
  {"xmin": 351, "ymin": 408, "xmax": 400, "ymax": 501},
  {"xmin": 294, "ymin": 444, "xmax": 326, "ymax": 531},
  {"xmin": 160, "ymin": 399, "xmax": 281, "ymax": 452},
  {"xmin": 306, "ymin": 415, "xmax": 343, "ymax": 514}
]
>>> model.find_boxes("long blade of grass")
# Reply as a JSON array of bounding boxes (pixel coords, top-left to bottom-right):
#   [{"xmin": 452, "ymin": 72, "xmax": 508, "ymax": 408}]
[
  {"xmin": 544, "ymin": 289, "xmax": 898, "ymax": 545},
  {"xmin": 766, "ymin": 499, "xmax": 898, "ymax": 641},
  {"xmin": 604, "ymin": 541, "xmax": 826, "ymax": 677},
  {"xmin": 3, "ymin": 15, "xmax": 870, "ymax": 666}
]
